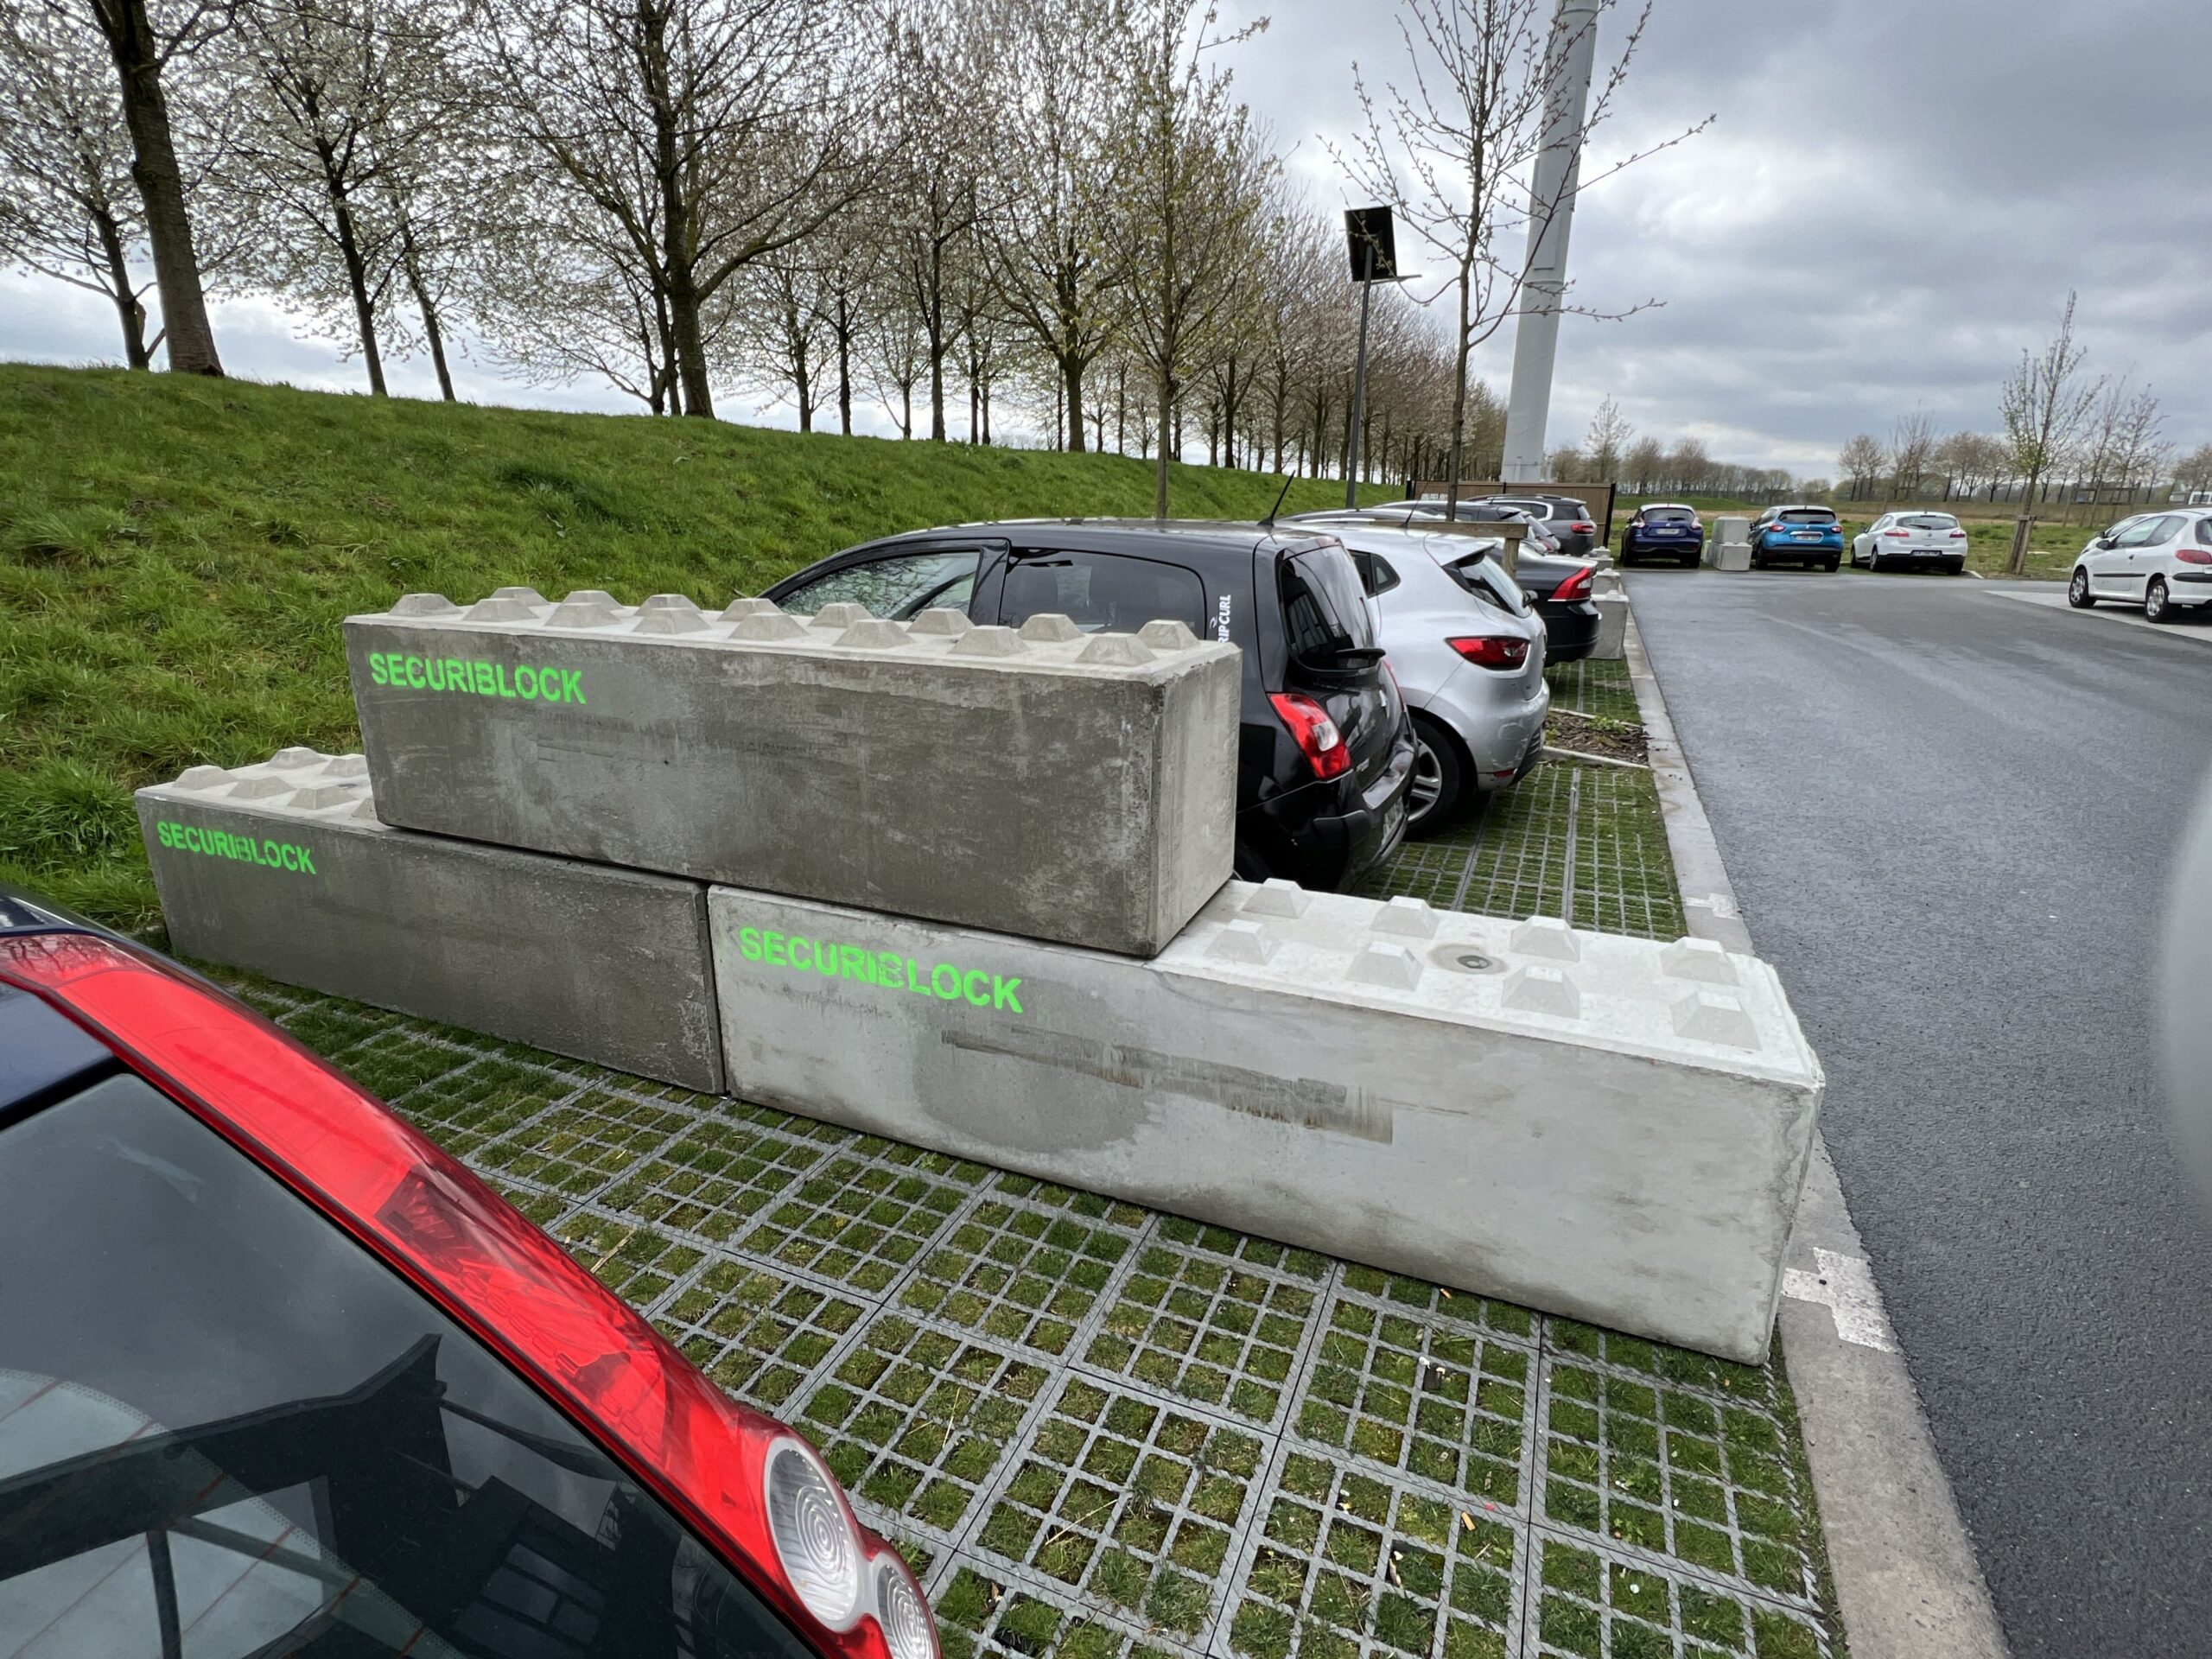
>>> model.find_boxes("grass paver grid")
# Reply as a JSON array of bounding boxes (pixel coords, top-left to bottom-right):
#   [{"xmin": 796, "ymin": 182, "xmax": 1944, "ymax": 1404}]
[
  {"xmin": 966, "ymin": 1374, "xmax": 1268, "ymax": 1650},
  {"xmin": 1541, "ymin": 660, "xmax": 1640, "ymax": 727},
  {"xmin": 900, "ymin": 1186, "xmax": 1151, "ymax": 1358},
  {"xmin": 1223, "ymin": 1440, "xmax": 1528, "ymax": 1659},
  {"xmin": 1077, "ymin": 1223, "xmax": 1332, "ymax": 1433},
  {"xmin": 1359, "ymin": 764, "xmax": 1575, "ymax": 925},
  {"xmin": 1565, "ymin": 771, "xmax": 1687, "ymax": 941},
  {"xmin": 1524, "ymin": 1533, "xmax": 1828, "ymax": 1659}
]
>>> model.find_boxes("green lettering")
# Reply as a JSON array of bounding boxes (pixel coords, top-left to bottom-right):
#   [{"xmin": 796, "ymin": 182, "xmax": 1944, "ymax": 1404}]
[
  {"xmin": 963, "ymin": 969, "xmax": 991, "ymax": 1008},
  {"xmin": 906, "ymin": 957, "xmax": 933, "ymax": 995},
  {"xmin": 993, "ymin": 976, "xmax": 1023, "ymax": 1014},
  {"xmin": 279, "ymin": 844, "xmax": 299, "ymax": 871},
  {"xmin": 740, "ymin": 926, "xmax": 762, "ymax": 962},
  {"xmin": 765, "ymin": 931, "xmax": 787, "ymax": 966},
  {"xmin": 838, "ymin": 944, "xmax": 873, "ymax": 983},
  {"xmin": 474, "ymin": 662, "xmax": 496, "ymax": 696},
  {"xmin": 369, "ymin": 653, "xmax": 389, "ymax": 686},
  {"xmin": 261, "ymin": 838, "xmax": 283, "ymax": 867},
  {"xmin": 878, "ymin": 952, "xmax": 904, "ymax": 989},
  {"xmin": 446, "ymin": 657, "xmax": 466, "ymax": 690},
  {"xmin": 426, "ymin": 658, "xmax": 448, "ymax": 690},
  {"xmin": 788, "ymin": 937, "xmax": 812, "ymax": 969},
  {"xmin": 496, "ymin": 664, "xmax": 517, "ymax": 698},
  {"xmin": 156, "ymin": 821, "xmax": 175, "ymax": 848},
  {"xmin": 813, "ymin": 943, "xmax": 840, "ymax": 977},
  {"xmin": 296, "ymin": 846, "xmax": 315, "ymax": 874},
  {"xmin": 404, "ymin": 656, "xmax": 426, "ymax": 689},
  {"xmin": 516, "ymin": 665, "xmax": 539, "ymax": 699},
  {"xmin": 560, "ymin": 668, "xmax": 584, "ymax": 705},
  {"xmin": 931, "ymin": 963, "xmax": 961, "ymax": 1000}
]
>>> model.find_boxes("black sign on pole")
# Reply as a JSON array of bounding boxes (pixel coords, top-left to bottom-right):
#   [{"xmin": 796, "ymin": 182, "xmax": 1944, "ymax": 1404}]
[{"xmin": 1344, "ymin": 207, "xmax": 1397, "ymax": 284}]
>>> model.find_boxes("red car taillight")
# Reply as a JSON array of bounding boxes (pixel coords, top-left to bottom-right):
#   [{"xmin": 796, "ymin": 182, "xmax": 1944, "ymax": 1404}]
[
  {"xmin": 1271, "ymin": 690, "xmax": 1353, "ymax": 779},
  {"xmin": 2177, "ymin": 548, "xmax": 2212, "ymax": 565},
  {"xmin": 0, "ymin": 931, "xmax": 938, "ymax": 1659},
  {"xmin": 1948, "ymin": 529, "xmax": 1968, "ymax": 539},
  {"xmin": 1569, "ymin": 521, "xmax": 1596, "ymax": 535},
  {"xmin": 1549, "ymin": 564, "xmax": 1595, "ymax": 601},
  {"xmin": 1883, "ymin": 528, "xmax": 1910, "ymax": 537},
  {"xmin": 1449, "ymin": 635, "xmax": 1531, "ymax": 670}
]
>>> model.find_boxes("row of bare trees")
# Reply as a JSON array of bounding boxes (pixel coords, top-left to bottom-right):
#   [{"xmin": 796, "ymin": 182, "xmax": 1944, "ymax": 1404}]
[
  {"xmin": 3, "ymin": 0, "xmax": 1697, "ymax": 509},
  {"xmin": 1834, "ymin": 296, "xmax": 2210, "ymax": 572}
]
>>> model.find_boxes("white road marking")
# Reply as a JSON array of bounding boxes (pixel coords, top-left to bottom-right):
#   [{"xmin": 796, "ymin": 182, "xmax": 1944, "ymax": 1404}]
[
  {"xmin": 1683, "ymin": 892, "xmax": 1740, "ymax": 920},
  {"xmin": 1783, "ymin": 1249, "xmax": 1900, "ymax": 1353}
]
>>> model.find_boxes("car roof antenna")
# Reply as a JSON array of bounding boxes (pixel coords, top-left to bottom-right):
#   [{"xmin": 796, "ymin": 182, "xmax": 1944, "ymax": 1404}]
[{"xmin": 1259, "ymin": 474, "xmax": 1294, "ymax": 532}]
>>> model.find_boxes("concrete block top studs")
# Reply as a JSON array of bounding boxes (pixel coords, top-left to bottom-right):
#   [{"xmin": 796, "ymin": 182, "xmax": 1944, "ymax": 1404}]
[
  {"xmin": 138, "ymin": 747, "xmax": 381, "ymax": 825},
  {"xmin": 1371, "ymin": 895, "xmax": 1440, "ymax": 940},
  {"xmin": 1164, "ymin": 882, "xmax": 1822, "ymax": 1087},
  {"xmin": 1241, "ymin": 878, "xmax": 1313, "ymax": 919}
]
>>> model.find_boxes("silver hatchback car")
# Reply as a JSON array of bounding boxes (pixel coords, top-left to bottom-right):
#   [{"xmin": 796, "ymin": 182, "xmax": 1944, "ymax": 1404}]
[{"xmin": 1333, "ymin": 524, "xmax": 1550, "ymax": 836}]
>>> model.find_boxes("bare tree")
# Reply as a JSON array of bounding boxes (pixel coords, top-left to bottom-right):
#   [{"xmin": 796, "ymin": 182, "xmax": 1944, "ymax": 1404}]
[
  {"xmin": 0, "ymin": 6, "xmax": 156, "ymax": 364},
  {"xmin": 1624, "ymin": 432, "xmax": 1662, "ymax": 493},
  {"xmin": 481, "ymin": 0, "xmax": 880, "ymax": 421},
  {"xmin": 1836, "ymin": 432, "xmax": 1885, "ymax": 499},
  {"xmin": 1114, "ymin": 0, "xmax": 1272, "ymax": 514},
  {"xmin": 66, "ymin": 0, "xmax": 226, "ymax": 372},
  {"xmin": 1583, "ymin": 394, "xmax": 1630, "ymax": 480},
  {"xmin": 2174, "ymin": 442, "xmax": 2212, "ymax": 502},
  {"xmin": 1338, "ymin": 0, "xmax": 1702, "ymax": 499},
  {"xmin": 1998, "ymin": 291, "xmax": 2103, "ymax": 573},
  {"xmin": 1888, "ymin": 411, "xmax": 1935, "ymax": 498}
]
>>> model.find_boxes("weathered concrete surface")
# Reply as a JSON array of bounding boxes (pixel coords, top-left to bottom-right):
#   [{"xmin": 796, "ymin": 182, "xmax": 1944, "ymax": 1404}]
[
  {"xmin": 1590, "ymin": 592, "xmax": 1629, "ymax": 658},
  {"xmin": 137, "ymin": 749, "xmax": 723, "ymax": 1090},
  {"xmin": 1709, "ymin": 542, "xmax": 1753, "ymax": 572},
  {"xmin": 707, "ymin": 878, "xmax": 1824, "ymax": 1361},
  {"xmin": 346, "ymin": 592, "xmax": 1241, "ymax": 957}
]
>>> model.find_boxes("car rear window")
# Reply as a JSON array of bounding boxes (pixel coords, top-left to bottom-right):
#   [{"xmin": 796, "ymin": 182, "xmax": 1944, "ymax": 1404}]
[
  {"xmin": 0, "ymin": 1074, "xmax": 814, "ymax": 1659},
  {"xmin": 1643, "ymin": 507, "xmax": 1695, "ymax": 524},
  {"xmin": 1001, "ymin": 550, "xmax": 1208, "ymax": 634},
  {"xmin": 1280, "ymin": 547, "xmax": 1377, "ymax": 658},
  {"xmin": 1897, "ymin": 514, "xmax": 1958, "ymax": 531},
  {"xmin": 1446, "ymin": 555, "xmax": 1529, "ymax": 614},
  {"xmin": 1779, "ymin": 510, "xmax": 1837, "ymax": 524}
]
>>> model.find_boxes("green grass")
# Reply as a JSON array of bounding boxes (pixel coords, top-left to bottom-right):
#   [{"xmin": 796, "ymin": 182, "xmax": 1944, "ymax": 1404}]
[{"xmin": 0, "ymin": 365, "xmax": 1394, "ymax": 931}]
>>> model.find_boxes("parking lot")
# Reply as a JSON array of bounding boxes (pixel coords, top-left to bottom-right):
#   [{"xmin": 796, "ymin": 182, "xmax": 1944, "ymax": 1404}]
[{"xmin": 212, "ymin": 658, "xmax": 1840, "ymax": 1659}]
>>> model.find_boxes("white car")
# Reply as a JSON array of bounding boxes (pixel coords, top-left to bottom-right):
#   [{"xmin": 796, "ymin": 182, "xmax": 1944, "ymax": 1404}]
[
  {"xmin": 2068, "ymin": 510, "xmax": 2212, "ymax": 621},
  {"xmin": 1337, "ymin": 524, "xmax": 1550, "ymax": 836},
  {"xmin": 1851, "ymin": 511, "xmax": 1970, "ymax": 574}
]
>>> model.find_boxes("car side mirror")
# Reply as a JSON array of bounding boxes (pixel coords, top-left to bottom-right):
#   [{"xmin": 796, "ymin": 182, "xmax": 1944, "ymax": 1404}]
[{"xmin": 2095, "ymin": 536, "xmax": 2115, "ymax": 550}]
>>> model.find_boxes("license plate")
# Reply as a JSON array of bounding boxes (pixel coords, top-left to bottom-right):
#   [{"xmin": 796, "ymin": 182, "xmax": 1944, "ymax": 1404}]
[{"xmin": 1794, "ymin": 531, "xmax": 1820, "ymax": 539}]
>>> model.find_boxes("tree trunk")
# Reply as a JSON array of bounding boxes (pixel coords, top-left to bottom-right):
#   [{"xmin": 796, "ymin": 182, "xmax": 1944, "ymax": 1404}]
[
  {"xmin": 1063, "ymin": 356, "xmax": 1086, "ymax": 454},
  {"xmin": 93, "ymin": 0, "xmax": 221, "ymax": 375},
  {"xmin": 92, "ymin": 206, "xmax": 150, "ymax": 369},
  {"xmin": 1154, "ymin": 374, "xmax": 1173, "ymax": 518},
  {"xmin": 398, "ymin": 225, "xmax": 454, "ymax": 401},
  {"xmin": 1446, "ymin": 257, "xmax": 1473, "ymax": 508},
  {"xmin": 327, "ymin": 188, "xmax": 386, "ymax": 397},
  {"xmin": 836, "ymin": 293, "xmax": 852, "ymax": 435}
]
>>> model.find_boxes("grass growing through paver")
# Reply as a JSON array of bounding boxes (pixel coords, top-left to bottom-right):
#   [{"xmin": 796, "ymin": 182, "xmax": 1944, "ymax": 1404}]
[{"xmin": 225, "ymin": 976, "xmax": 1846, "ymax": 1658}]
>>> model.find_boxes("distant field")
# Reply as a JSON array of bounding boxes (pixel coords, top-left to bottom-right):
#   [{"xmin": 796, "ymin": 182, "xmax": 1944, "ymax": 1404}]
[{"xmin": 0, "ymin": 365, "xmax": 1392, "ymax": 931}]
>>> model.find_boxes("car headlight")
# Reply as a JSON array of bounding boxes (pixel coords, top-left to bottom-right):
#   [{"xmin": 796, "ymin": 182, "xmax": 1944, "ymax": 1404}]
[{"xmin": 764, "ymin": 1438, "xmax": 867, "ymax": 1629}]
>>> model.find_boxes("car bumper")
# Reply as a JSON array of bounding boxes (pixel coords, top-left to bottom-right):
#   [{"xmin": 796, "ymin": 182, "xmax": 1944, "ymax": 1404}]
[
  {"xmin": 1250, "ymin": 738, "xmax": 1414, "ymax": 889},
  {"xmin": 1537, "ymin": 601, "xmax": 1602, "ymax": 663},
  {"xmin": 1423, "ymin": 675, "xmax": 1550, "ymax": 788},
  {"xmin": 1628, "ymin": 536, "xmax": 1702, "ymax": 556}
]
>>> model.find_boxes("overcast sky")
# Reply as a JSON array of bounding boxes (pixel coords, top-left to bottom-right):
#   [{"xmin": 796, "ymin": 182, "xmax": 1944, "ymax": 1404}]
[{"xmin": 5, "ymin": 0, "xmax": 2207, "ymax": 477}]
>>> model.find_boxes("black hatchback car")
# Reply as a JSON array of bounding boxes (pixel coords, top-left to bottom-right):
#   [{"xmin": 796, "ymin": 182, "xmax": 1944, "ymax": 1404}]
[{"xmin": 764, "ymin": 521, "xmax": 1415, "ymax": 890}]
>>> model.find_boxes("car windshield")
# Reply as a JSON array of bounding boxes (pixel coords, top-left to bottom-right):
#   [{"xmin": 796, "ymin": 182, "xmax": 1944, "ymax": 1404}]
[
  {"xmin": 1780, "ymin": 511, "xmax": 1836, "ymax": 524},
  {"xmin": 1897, "ymin": 515, "xmax": 1957, "ymax": 531},
  {"xmin": 1643, "ymin": 507, "xmax": 1695, "ymax": 524},
  {"xmin": 0, "ymin": 1073, "xmax": 810, "ymax": 1659}
]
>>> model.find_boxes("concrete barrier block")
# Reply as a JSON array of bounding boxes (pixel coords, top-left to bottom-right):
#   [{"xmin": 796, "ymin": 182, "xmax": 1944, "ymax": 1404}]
[
  {"xmin": 346, "ymin": 593, "xmax": 1242, "ymax": 957},
  {"xmin": 1710, "ymin": 541, "xmax": 1752, "ymax": 572},
  {"xmin": 1590, "ymin": 592, "xmax": 1628, "ymax": 659},
  {"xmin": 137, "ymin": 752, "xmax": 723, "ymax": 1091},
  {"xmin": 707, "ymin": 881, "xmax": 1824, "ymax": 1361}
]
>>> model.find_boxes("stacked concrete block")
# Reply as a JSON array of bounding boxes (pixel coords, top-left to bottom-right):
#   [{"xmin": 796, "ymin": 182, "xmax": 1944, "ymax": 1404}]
[
  {"xmin": 706, "ymin": 877, "xmax": 1824, "ymax": 1362},
  {"xmin": 345, "ymin": 591, "xmax": 1241, "ymax": 957},
  {"xmin": 137, "ymin": 750, "xmax": 723, "ymax": 1090},
  {"xmin": 1709, "ymin": 514, "xmax": 1752, "ymax": 570},
  {"xmin": 1590, "ymin": 593, "xmax": 1629, "ymax": 658}
]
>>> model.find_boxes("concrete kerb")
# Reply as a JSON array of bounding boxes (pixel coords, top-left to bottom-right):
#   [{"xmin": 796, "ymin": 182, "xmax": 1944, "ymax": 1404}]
[{"xmin": 1621, "ymin": 602, "xmax": 2011, "ymax": 1658}]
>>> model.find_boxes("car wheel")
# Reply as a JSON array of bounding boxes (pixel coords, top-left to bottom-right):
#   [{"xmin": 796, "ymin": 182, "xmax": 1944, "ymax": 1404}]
[
  {"xmin": 1824, "ymin": 556, "xmax": 1840, "ymax": 572},
  {"xmin": 2068, "ymin": 568, "xmax": 2095, "ymax": 608},
  {"xmin": 1405, "ymin": 715, "xmax": 1467, "ymax": 839},
  {"xmin": 1947, "ymin": 559, "xmax": 1966, "ymax": 576},
  {"xmin": 2147, "ymin": 575, "xmax": 2175, "ymax": 623}
]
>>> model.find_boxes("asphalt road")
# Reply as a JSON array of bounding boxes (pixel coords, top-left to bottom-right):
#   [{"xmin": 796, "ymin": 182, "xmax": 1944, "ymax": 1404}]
[{"xmin": 1628, "ymin": 569, "xmax": 2212, "ymax": 1658}]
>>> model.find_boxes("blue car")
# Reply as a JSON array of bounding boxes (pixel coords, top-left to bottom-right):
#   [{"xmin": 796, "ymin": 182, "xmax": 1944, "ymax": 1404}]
[
  {"xmin": 1619, "ymin": 503, "xmax": 1705, "ymax": 566},
  {"xmin": 1749, "ymin": 505, "xmax": 1844, "ymax": 571}
]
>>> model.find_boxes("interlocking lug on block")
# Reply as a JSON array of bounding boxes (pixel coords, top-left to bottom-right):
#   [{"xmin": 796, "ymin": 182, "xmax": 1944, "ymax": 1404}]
[
  {"xmin": 1370, "ymin": 895, "xmax": 1440, "ymax": 940},
  {"xmin": 1018, "ymin": 612, "xmax": 1084, "ymax": 643},
  {"xmin": 950, "ymin": 624, "xmax": 1028, "ymax": 658},
  {"xmin": 907, "ymin": 606, "xmax": 973, "ymax": 637},
  {"xmin": 1138, "ymin": 619, "xmax": 1202, "ymax": 651},
  {"xmin": 1075, "ymin": 632, "xmax": 1154, "ymax": 666},
  {"xmin": 1672, "ymin": 988, "xmax": 1759, "ymax": 1049},
  {"xmin": 1503, "ymin": 963, "xmax": 1581, "ymax": 1019},
  {"xmin": 1241, "ymin": 878, "xmax": 1312, "ymax": 919},
  {"xmin": 1662, "ymin": 936, "xmax": 1740, "ymax": 985},
  {"xmin": 1206, "ymin": 919, "xmax": 1279, "ymax": 964},
  {"xmin": 1510, "ymin": 915, "xmax": 1583, "ymax": 961},
  {"xmin": 1347, "ymin": 939, "xmax": 1424, "ymax": 989}
]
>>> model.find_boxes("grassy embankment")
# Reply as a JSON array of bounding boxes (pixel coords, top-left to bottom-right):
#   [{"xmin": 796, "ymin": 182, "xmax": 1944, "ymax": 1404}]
[{"xmin": 0, "ymin": 365, "xmax": 1393, "ymax": 931}]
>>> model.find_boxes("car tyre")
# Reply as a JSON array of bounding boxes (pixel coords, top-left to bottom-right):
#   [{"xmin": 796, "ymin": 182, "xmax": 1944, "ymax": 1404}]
[
  {"xmin": 1824, "ymin": 556, "xmax": 1840, "ymax": 572},
  {"xmin": 2068, "ymin": 568, "xmax": 2095, "ymax": 607},
  {"xmin": 1946, "ymin": 558, "xmax": 1966, "ymax": 576},
  {"xmin": 1405, "ymin": 713, "xmax": 1468, "ymax": 839},
  {"xmin": 2147, "ymin": 575, "xmax": 2175, "ymax": 623}
]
